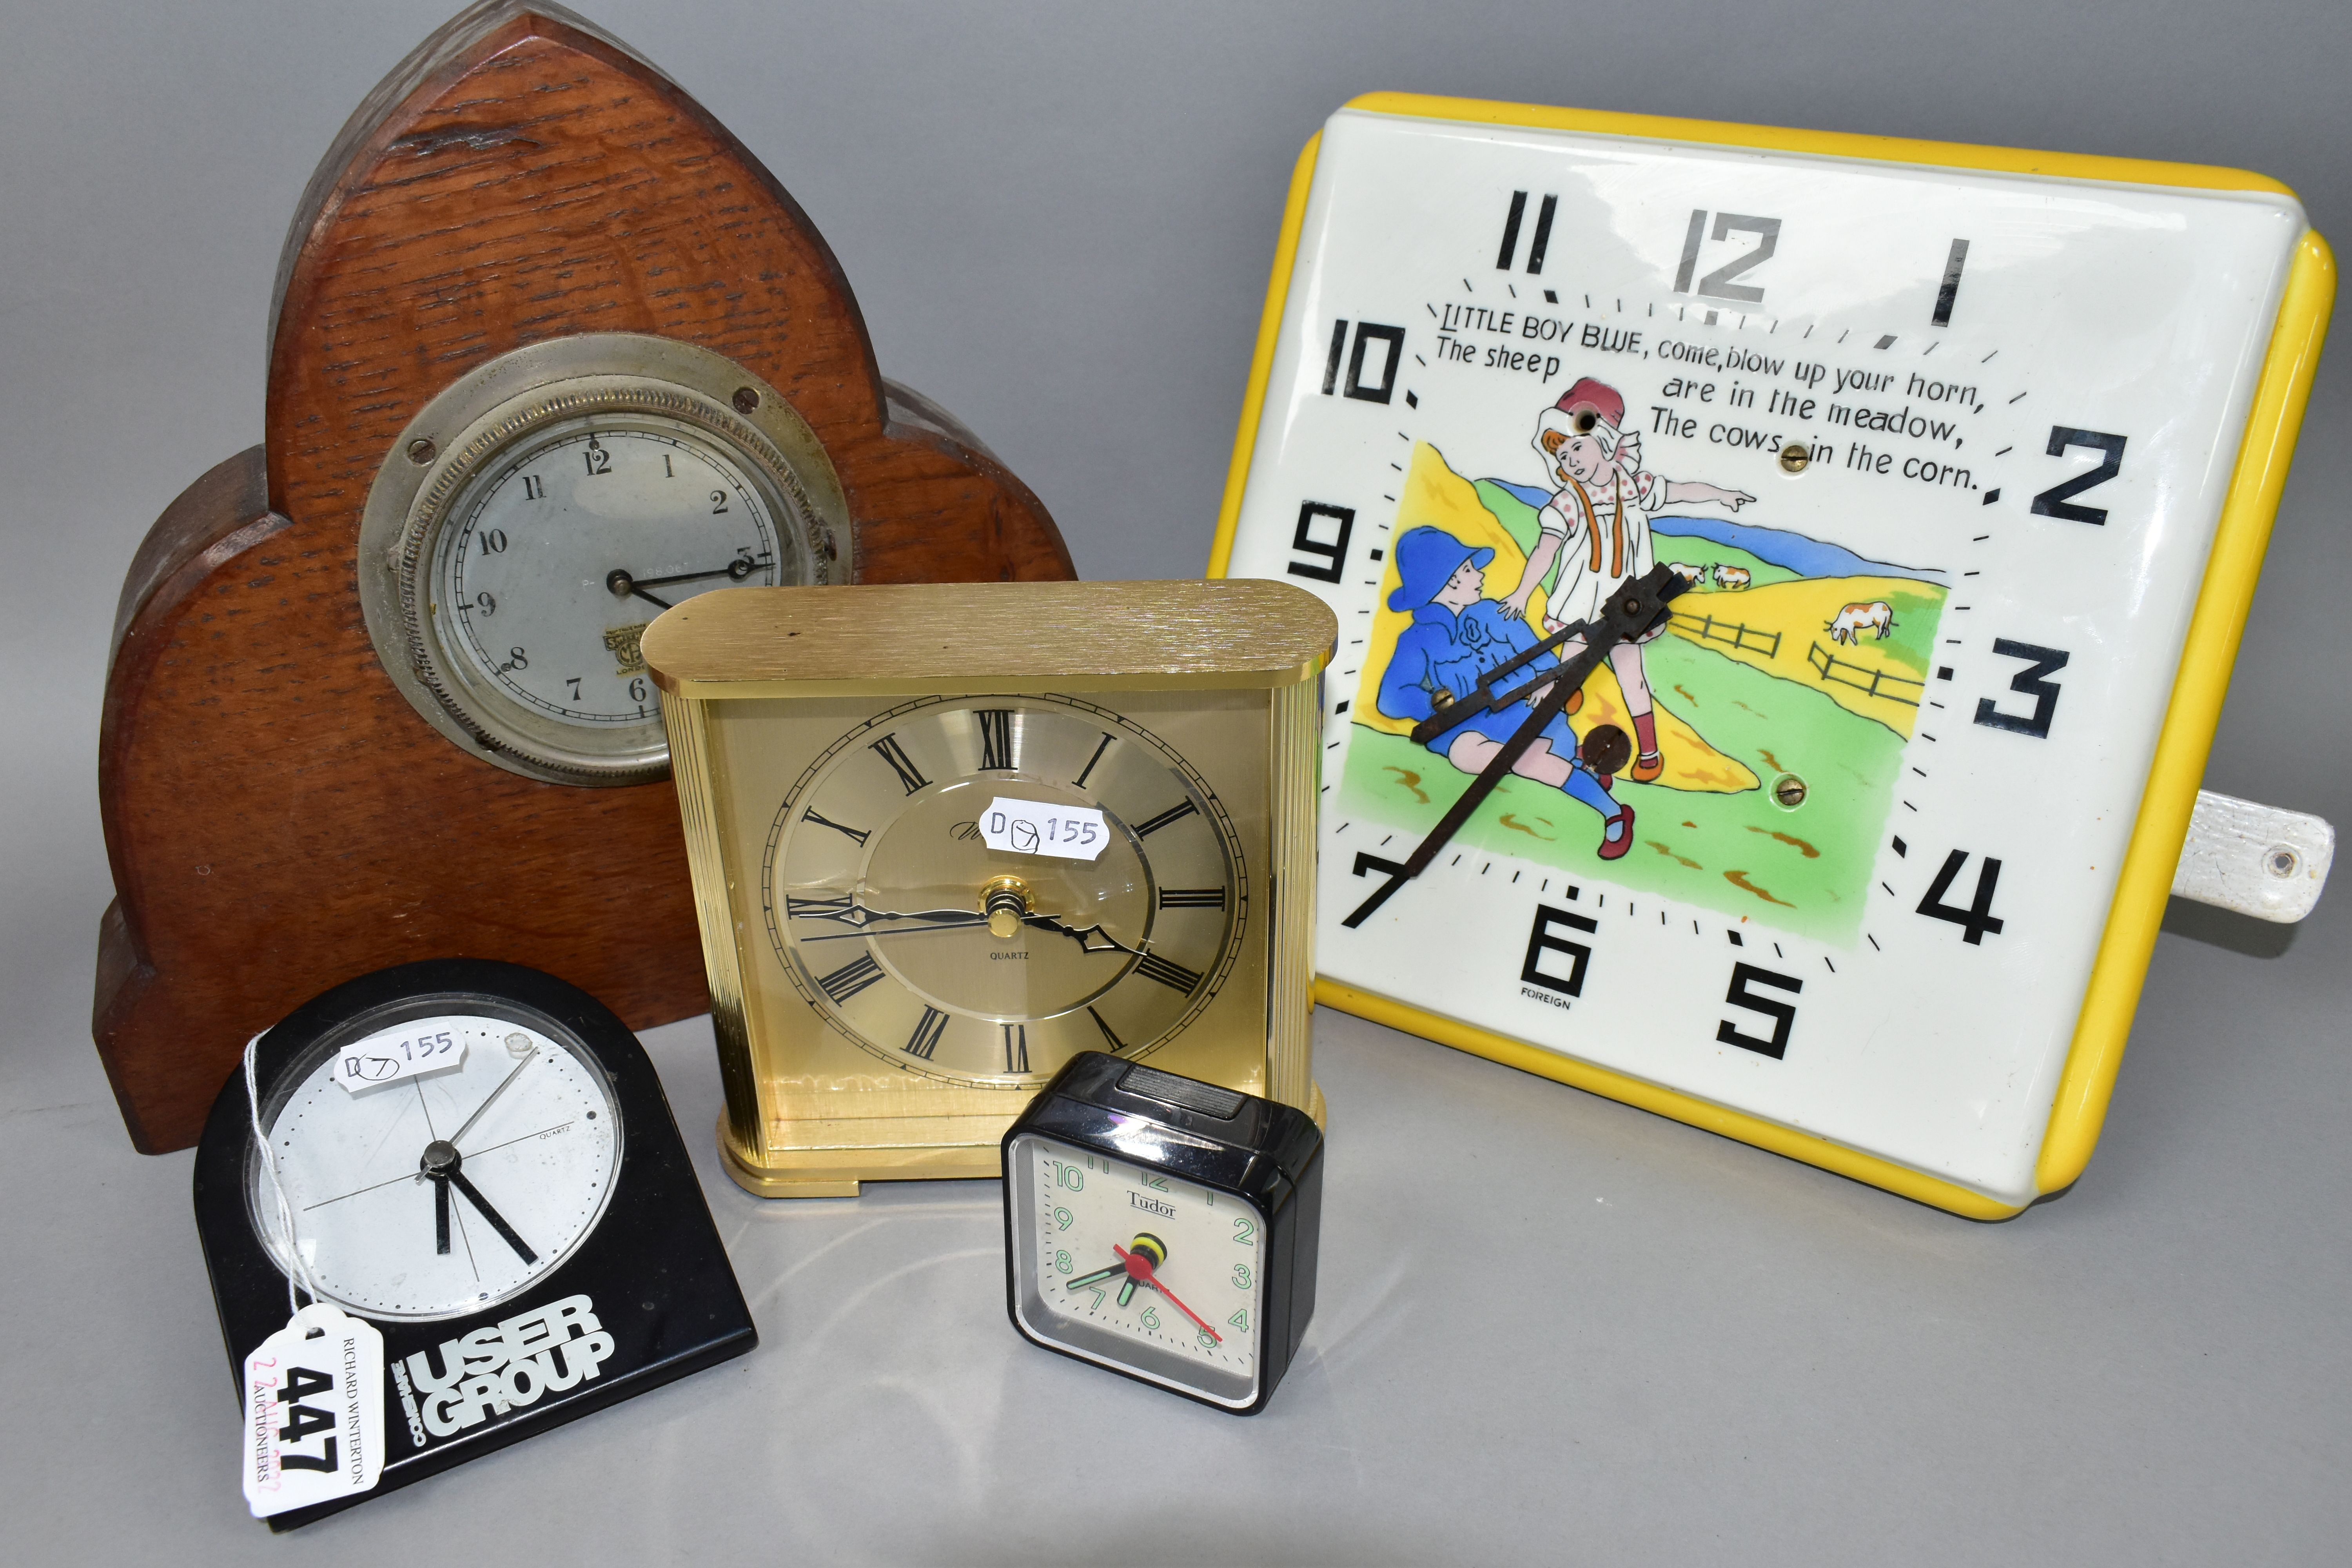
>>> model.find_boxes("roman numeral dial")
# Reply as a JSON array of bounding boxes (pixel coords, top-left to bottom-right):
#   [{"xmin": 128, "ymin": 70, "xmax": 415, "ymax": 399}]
[{"xmin": 763, "ymin": 693, "xmax": 1250, "ymax": 1088}]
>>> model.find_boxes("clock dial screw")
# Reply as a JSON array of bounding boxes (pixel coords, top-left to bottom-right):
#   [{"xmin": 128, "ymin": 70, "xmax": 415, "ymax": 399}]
[
  {"xmin": 983, "ymin": 875, "xmax": 1034, "ymax": 939},
  {"xmin": 606, "ymin": 568, "xmax": 636, "ymax": 599},
  {"xmin": 1778, "ymin": 441, "xmax": 1811, "ymax": 474},
  {"xmin": 2268, "ymin": 846, "xmax": 2299, "ymax": 877},
  {"xmin": 407, "ymin": 437, "xmax": 437, "ymax": 465},
  {"xmin": 1773, "ymin": 774, "xmax": 1809, "ymax": 809},
  {"xmin": 732, "ymin": 386, "xmax": 761, "ymax": 413}
]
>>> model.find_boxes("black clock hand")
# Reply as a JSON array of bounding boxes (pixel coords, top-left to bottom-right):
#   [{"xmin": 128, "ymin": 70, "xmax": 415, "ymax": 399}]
[
  {"xmin": 626, "ymin": 558, "xmax": 761, "ymax": 590},
  {"xmin": 450, "ymin": 1043, "xmax": 538, "ymax": 1150},
  {"xmin": 446, "ymin": 1168, "xmax": 539, "ymax": 1265},
  {"xmin": 1066, "ymin": 1261, "xmax": 1126, "ymax": 1291},
  {"xmin": 795, "ymin": 910, "xmax": 993, "ymax": 942},
  {"xmin": 603, "ymin": 569, "xmax": 675, "ymax": 612},
  {"xmin": 1021, "ymin": 912, "xmax": 1144, "ymax": 958},
  {"xmin": 1408, "ymin": 612, "xmax": 1605, "ymax": 744},
  {"xmin": 1344, "ymin": 566, "xmax": 1686, "ymax": 930},
  {"xmin": 434, "ymin": 1172, "xmax": 452, "ymax": 1256}
]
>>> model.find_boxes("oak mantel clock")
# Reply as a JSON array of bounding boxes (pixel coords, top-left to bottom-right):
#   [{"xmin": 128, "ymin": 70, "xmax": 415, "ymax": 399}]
[
  {"xmin": 1211, "ymin": 94, "xmax": 2336, "ymax": 1218},
  {"xmin": 641, "ymin": 580, "xmax": 1334, "ymax": 1197},
  {"xmin": 96, "ymin": 1, "xmax": 1073, "ymax": 1153}
]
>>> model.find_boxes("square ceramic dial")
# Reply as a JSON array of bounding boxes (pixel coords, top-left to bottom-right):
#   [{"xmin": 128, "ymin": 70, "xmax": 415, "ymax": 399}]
[
  {"xmin": 1004, "ymin": 1053, "xmax": 1325, "ymax": 1414},
  {"xmin": 1213, "ymin": 97, "xmax": 2332, "ymax": 1214},
  {"xmin": 764, "ymin": 693, "xmax": 1249, "ymax": 1088}
]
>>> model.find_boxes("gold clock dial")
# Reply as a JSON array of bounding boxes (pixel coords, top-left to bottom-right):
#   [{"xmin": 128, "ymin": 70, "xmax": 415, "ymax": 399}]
[{"xmin": 762, "ymin": 695, "xmax": 1248, "ymax": 1087}]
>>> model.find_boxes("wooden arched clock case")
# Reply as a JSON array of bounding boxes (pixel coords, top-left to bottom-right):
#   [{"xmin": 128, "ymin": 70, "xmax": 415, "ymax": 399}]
[{"xmin": 95, "ymin": 1, "xmax": 1073, "ymax": 1152}]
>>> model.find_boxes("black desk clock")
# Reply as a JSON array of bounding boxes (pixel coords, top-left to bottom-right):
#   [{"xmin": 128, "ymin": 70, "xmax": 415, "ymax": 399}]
[
  {"xmin": 1003, "ymin": 1053, "xmax": 1324, "ymax": 1414},
  {"xmin": 193, "ymin": 960, "xmax": 754, "ymax": 1528}
]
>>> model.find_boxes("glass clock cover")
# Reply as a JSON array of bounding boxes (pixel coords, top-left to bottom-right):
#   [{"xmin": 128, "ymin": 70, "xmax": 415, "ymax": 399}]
[
  {"xmin": 1212, "ymin": 97, "xmax": 2334, "ymax": 1215},
  {"xmin": 1004, "ymin": 1053, "xmax": 1324, "ymax": 1413}
]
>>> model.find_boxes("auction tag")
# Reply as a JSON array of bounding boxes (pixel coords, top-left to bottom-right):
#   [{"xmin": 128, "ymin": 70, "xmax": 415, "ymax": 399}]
[
  {"xmin": 241, "ymin": 1303, "xmax": 384, "ymax": 1517},
  {"xmin": 980, "ymin": 797, "xmax": 1111, "ymax": 862},
  {"xmin": 330, "ymin": 1015, "xmax": 471, "ymax": 1093}
]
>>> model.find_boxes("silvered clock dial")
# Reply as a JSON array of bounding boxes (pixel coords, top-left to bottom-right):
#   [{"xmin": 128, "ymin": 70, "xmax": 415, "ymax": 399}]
[{"xmin": 359, "ymin": 333, "xmax": 852, "ymax": 785}]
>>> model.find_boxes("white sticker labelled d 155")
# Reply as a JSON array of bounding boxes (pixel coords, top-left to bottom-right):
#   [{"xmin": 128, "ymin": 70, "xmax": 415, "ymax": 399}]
[
  {"xmin": 329, "ymin": 1014, "xmax": 479, "ymax": 1093},
  {"xmin": 980, "ymin": 797, "xmax": 1111, "ymax": 862}
]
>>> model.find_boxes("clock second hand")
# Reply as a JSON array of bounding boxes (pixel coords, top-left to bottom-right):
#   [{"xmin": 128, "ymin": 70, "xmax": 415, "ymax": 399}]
[
  {"xmin": 1113, "ymin": 1242, "xmax": 1220, "ymax": 1343},
  {"xmin": 449, "ymin": 1042, "xmax": 539, "ymax": 1151}
]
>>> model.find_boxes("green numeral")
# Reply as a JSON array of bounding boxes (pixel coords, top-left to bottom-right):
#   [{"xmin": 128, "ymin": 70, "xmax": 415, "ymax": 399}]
[
  {"xmin": 1054, "ymin": 1251, "xmax": 1072, "ymax": 1275},
  {"xmin": 1085, "ymin": 1287, "xmax": 1106, "ymax": 1310},
  {"xmin": 1227, "ymin": 1308, "xmax": 1249, "ymax": 1330},
  {"xmin": 1140, "ymin": 1306, "xmax": 1161, "ymax": 1332},
  {"xmin": 1232, "ymin": 1263, "xmax": 1252, "ymax": 1290},
  {"xmin": 1198, "ymin": 1329, "xmax": 1219, "ymax": 1348},
  {"xmin": 1053, "ymin": 1161, "xmax": 1084, "ymax": 1191},
  {"xmin": 1053, "ymin": 1207, "xmax": 1073, "ymax": 1231},
  {"xmin": 1233, "ymin": 1218, "xmax": 1256, "ymax": 1247},
  {"xmin": 1140, "ymin": 1172, "xmax": 1169, "ymax": 1192}
]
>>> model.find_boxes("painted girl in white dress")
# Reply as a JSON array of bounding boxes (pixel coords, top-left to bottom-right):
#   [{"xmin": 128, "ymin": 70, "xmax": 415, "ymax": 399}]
[{"xmin": 1502, "ymin": 377, "xmax": 1753, "ymax": 782}]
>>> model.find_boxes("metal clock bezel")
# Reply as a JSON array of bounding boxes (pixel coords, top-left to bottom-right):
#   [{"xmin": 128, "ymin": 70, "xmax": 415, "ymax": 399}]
[{"xmin": 358, "ymin": 333, "xmax": 855, "ymax": 786}]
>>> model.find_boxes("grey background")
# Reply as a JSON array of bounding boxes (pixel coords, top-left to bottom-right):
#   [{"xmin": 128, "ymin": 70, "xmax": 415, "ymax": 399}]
[{"xmin": 4, "ymin": 0, "xmax": 2348, "ymax": 1561}]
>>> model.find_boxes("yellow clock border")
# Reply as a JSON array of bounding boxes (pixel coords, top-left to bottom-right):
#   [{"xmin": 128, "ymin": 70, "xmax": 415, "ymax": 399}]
[{"xmin": 1206, "ymin": 92, "xmax": 2338, "ymax": 1220}]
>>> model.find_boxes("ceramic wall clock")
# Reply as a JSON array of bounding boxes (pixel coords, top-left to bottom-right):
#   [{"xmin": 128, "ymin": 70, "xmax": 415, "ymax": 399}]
[
  {"xmin": 96, "ymin": 2, "xmax": 1072, "ymax": 1152},
  {"xmin": 1211, "ymin": 94, "xmax": 2335, "ymax": 1217}
]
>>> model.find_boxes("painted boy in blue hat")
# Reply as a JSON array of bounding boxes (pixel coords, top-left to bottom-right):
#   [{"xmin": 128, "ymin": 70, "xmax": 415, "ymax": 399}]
[{"xmin": 1376, "ymin": 525, "xmax": 1635, "ymax": 860}]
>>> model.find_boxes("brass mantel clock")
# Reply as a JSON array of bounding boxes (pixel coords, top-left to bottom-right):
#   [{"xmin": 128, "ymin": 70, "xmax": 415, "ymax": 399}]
[{"xmin": 643, "ymin": 581, "xmax": 1334, "ymax": 1196}]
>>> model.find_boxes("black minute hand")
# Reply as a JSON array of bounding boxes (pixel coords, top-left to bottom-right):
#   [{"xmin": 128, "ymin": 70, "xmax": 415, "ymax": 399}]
[{"xmin": 1343, "ymin": 565, "xmax": 1687, "ymax": 929}]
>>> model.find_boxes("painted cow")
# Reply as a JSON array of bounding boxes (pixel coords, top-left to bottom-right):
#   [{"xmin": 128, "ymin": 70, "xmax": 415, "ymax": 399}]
[
  {"xmin": 1827, "ymin": 600, "xmax": 1895, "ymax": 644},
  {"xmin": 1664, "ymin": 561, "xmax": 1708, "ymax": 588},
  {"xmin": 1711, "ymin": 564, "xmax": 1752, "ymax": 590}
]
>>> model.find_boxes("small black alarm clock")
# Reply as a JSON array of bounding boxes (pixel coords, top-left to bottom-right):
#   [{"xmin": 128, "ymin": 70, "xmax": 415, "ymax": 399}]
[
  {"xmin": 193, "ymin": 959, "xmax": 755, "ymax": 1528},
  {"xmin": 1002, "ymin": 1052, "xmax": 1324, "ymax": 1414}
]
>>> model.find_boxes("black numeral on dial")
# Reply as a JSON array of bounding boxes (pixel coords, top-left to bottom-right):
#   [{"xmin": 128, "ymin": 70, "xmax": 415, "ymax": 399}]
[
  {"xmin": 2030, "ymin": 428, "xmax": 2127, "ymax": 525},
  {"xmin": 1286, "ymin": 501, "xmax": 1355, "ymax": 585},
  {"xmin": 1673, "ymin": 210, "xmax": 1782, "ymax": 304},
  {"xmin": 977, "ymin": 710, "xmax": 1016, "ymax": 772},
  {"xmin": 1520, "ymin": 904, "xmax": 1597, "ymax": 997},
  {"xmin": 1133, "ymin": 953, "xmax": 1203, "ymax": 994},
  {"xmin": 1973, "ymin": 640, "xmax": 2070, "ymax": 739},
  {"xmin": 1087, "ymin": 1006, "xmax": 1125, "ymax": 1052},
  {"xmin": 1157, "ymin": 887, "xmax": 1226, "ymax": 909},
  {"xmin": 868, "ymin": 733, "xmax": 930, "ymax": 794},
  {"xmin": 1718, "ymin": 963, "xmax": 1803, "ymax": 1059},
  {"xmin": 802, "ymin": 808, "xmax": 870, "ymax": 846},
  {"xmin": 904, "ymin": 1007, "xmax": 948, "ymax": 1060},
  {"xmin": 1916, "ymin": 850, "xmax": 2006, "ymax": 945},
  {"xmin": 1132, "ymin": 800, "xmax": 1198, "ymax": 837},
  {"xmin": 1319, "ymin": 321, "xmax": 1404, "ymax": 403},
  {"xmin": 1001, "ymin": 1023, "xmax": 1029, "ymax": 1074},
  {"xmin": 817, "ymin": 952, "xmax": 886, "ymax": 1004},
  {"xmin": 1494, "ymin": 190, "xmax": 1557, "ymax": 275}
]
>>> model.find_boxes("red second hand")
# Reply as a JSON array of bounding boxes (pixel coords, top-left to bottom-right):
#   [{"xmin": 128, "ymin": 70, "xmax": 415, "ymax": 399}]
[{"xmin": 1114, "ymin": 1243, "xmax": 1221, "ymax": 1343}]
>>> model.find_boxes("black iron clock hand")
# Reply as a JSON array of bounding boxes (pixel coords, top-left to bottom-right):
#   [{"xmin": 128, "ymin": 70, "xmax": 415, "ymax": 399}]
[
  {"xmin": 1065, "ymin": 1261, "xmax": 1126, "ymax": 1291},
  {"xmin": 1343, "ymin": 566, "xmax": 1686, "ymax": 929},
  {"xmin": 434, "ymin": 1171, "xmax": 452, "ymax": 1256},
  {"xmin": 1021, "ymin": 911, "xmax": 1145, "ymax": 958},
  {"xmin": 795, "ymin": 909, "xmax": 993, "ymax": 942},
  {"xmin": 603, "ymin": 569, "xmax": 675, "ymax": 612}
]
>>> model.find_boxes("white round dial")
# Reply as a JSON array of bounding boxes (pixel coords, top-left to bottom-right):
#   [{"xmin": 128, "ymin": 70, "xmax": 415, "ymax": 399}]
[
  {"xmin": 1010, "ymin": 1133, "xmax": 1262, "ymax": 1407},
  {"xmin": 247, "ymin": 1013, "xmax": 621, "ymax": 1321},
  {"xmin": 436, "ymin": 417, "xmax": 782, "ymax": 731}
]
